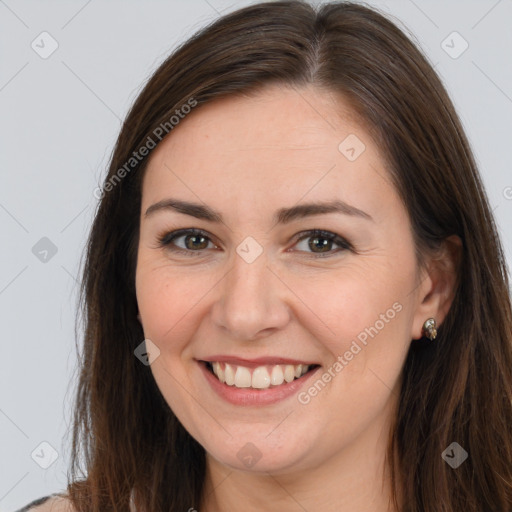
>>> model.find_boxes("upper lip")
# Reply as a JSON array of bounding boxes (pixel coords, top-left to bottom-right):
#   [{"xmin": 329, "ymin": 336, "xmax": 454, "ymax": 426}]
[{"xmin": 198, "ymin": 355, "xmax": 319, "ymax": 368}]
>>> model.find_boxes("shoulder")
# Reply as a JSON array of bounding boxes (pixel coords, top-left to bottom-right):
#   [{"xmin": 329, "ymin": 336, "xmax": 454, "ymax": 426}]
[{"xmin": 15, "ymin": 494, "xmax": 75, "ymax": 512}]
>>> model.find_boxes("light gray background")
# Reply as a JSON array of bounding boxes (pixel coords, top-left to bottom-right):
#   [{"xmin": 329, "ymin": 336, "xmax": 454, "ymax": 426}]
[{"xmin": 1, "ymin": 0, "xmax": 511, "ymax": 509}]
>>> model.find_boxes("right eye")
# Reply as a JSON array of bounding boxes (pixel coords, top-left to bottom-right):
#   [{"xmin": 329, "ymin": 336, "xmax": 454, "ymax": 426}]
[{"xmin": 157, "ymin": 228, "xmax": 219, "ymax": 256}]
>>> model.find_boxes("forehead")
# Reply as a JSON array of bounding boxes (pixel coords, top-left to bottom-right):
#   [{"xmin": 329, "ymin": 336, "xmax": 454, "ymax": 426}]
[
  {"xmin": 149, "ymin": 85, "xmax": 368, "ymax": 157},
  {"xmin": 141, "ymin": 85, "xmax": 395, "ymax": 215}
]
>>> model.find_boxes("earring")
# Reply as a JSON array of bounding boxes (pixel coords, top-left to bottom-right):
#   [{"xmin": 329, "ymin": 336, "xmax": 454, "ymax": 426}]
[{"xmin": 422, "ymin": 318, "xmax": 437, "ymax": 340}]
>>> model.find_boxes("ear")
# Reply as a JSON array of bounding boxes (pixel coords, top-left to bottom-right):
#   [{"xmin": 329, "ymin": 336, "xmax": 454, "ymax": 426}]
[{"xmin": 411, "ymin": 235, "xmax": 462, "ymax": 340}]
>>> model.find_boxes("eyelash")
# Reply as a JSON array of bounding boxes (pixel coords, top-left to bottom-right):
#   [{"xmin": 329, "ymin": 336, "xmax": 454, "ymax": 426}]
[{"xmin": 156, "ymin": 228, "xmax": 353, "ymax": 258}]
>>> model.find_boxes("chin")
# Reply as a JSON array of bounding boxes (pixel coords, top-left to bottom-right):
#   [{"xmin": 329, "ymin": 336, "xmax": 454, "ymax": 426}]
[{"xmin": 201, "ymin": 427, "xmax": 321, "ymax": 475}]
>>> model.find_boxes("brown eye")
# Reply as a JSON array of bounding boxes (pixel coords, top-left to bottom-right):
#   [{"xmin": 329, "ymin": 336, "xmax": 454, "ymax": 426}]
[
  {"xmin": 293, "ymin": 230, "xmax": 352, "ymax": 257},
  {"xmin": 158, "ymin": 229, "xmax": 217, "ymax": 255},
  {"xmin": 183, "ymin": 233, "xmax": 209, "ymax": 250},
  {"xmin": 308, "ymin": 235, "xmax": 333, "ymax": 253}
]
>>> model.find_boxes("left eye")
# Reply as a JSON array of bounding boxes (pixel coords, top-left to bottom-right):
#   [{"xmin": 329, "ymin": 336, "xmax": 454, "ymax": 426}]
[
  {"xmin": 292, "ymin": 229, "xmax": 352, "ymax": 256},
  {"xmin": 157, "ymin": 228, "xmax": 352, "ymax": 257}
]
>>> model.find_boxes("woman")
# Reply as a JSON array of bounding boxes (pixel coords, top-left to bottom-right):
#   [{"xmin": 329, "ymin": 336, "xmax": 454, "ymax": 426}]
[{"xmin": 19, "ymin": 1, "xmax": 512, "ymax": 511}]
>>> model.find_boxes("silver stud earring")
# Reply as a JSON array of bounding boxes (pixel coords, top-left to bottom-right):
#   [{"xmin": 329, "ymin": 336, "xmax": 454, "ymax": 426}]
[{"xmin": 422, "ymin": 318, "xmax": 437, "ymax": 341}]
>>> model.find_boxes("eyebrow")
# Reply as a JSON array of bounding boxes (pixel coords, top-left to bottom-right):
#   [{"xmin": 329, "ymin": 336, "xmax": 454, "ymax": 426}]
[{"xmin": 144, "ymin": 198, "xmax": 373, "ymax": 224}]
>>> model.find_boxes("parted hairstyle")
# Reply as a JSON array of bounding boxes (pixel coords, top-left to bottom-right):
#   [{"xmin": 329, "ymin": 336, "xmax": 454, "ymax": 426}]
[{"xmin": 65, "ymin": 1, "xmax": 512, "ymax": 511}]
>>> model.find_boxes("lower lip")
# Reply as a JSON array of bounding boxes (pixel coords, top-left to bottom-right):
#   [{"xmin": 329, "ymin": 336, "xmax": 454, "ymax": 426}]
[{"xmin": 198, "ymin": 361, "xmax": 321, "ymax": 406}]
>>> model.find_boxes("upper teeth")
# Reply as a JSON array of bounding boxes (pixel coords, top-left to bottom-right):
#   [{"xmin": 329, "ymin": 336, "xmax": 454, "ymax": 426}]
[{"xmin": 210, "ymin": 362, "xmax": 310, "ymax": 389}]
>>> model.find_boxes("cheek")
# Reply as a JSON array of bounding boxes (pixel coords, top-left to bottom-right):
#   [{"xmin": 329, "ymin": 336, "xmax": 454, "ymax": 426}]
[
  {"xmin": 135, "ymin": 257, "xmax": 227, "ymax": 362},
  {"xmin": 296, "ymin": 264, "xmax": 409, "ymax": 350},
  {"xmin": 136, "ymin": 263, "xmax": 197, "ymax": 346},
  {"xmin": 294, "ymin": 264, "xmax": 416, "ymax": 410},
  {"xmin": 135, "ymin": 262, "xmax": 213, "ymax": 419},
  {"xmin": 294, "ymin": 269, "xmax": 413, "ymax": 426}
]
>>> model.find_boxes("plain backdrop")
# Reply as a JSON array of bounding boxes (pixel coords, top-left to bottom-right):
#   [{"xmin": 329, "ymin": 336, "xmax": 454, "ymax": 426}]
[{"xmin": 1, "ymin": 0, "xmax": 511, "ymax": 509}]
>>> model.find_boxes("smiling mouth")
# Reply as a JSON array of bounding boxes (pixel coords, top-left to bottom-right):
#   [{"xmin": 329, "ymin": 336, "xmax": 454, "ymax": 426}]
[{"xmin": 203, "ymin": 361, "xmax": 320, "ymax": 390}]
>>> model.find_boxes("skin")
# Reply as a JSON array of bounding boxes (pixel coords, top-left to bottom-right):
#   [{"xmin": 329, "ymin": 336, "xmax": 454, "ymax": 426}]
[{"xmin": 135, "ymin": 84, "xmax": 459, "ymax": 512}]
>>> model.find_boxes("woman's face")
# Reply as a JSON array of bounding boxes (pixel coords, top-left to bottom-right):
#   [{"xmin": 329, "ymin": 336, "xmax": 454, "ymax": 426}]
[{"xmin": 135, "ymin": 84, "xmax": 429, "ymax": 475}]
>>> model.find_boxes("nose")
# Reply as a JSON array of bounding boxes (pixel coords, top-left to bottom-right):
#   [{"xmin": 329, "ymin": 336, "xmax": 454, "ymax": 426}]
[{"xmin": 210, "ymin": 249, "xmax": 291, "ymax": 341}]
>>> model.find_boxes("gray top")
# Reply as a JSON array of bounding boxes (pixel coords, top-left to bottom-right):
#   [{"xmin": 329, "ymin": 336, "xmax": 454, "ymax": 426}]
[{"xmin": 14, "ymin": 493, "xmax": 63, "ymax": 512}]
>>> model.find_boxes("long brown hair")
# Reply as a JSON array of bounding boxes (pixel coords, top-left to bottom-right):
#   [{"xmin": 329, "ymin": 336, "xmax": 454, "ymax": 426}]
[{"xmin": 66, "ymin": 1, "xmax": 512, "ymax": 510}]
